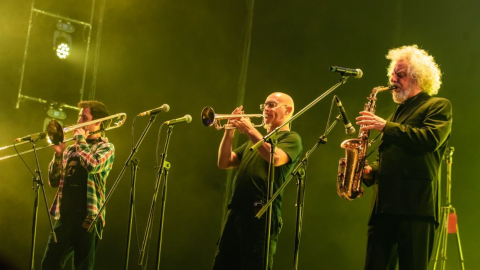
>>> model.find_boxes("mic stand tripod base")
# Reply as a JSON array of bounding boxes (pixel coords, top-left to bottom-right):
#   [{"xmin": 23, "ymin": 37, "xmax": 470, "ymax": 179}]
[
  {"xmin": 432, "ymin": 205, "xmax": 465, "ymax": 270},
  {"xmin": 432, "ymin": 146, "xmax": 464, "ymax": 270}
]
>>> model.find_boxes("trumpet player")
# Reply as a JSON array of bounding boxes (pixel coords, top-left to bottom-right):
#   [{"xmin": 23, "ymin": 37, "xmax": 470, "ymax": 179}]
[
  {"xmin": 213, "ymin": 92, "xmax": 303, "ymax": 270},
  {"xmin": 42, "ymin": 101, "xmax": 115, "ymax": 270},
  {"xmin": 356, "ymin": 45, "xmax": 452, "ymax": 270}
]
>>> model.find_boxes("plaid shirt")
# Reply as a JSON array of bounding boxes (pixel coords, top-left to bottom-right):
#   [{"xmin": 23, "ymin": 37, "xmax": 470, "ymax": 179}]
[{"xmin": 48, "ymin": 135, "xmax": 115, "ymax": 227}]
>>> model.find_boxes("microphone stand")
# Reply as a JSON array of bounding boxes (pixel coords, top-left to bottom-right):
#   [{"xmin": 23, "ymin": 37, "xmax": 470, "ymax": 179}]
[
  {"xmin": 256, "ymin": 115, "xmax": 342, "ymax": 269},
  {"xmin": 138, "ymin": 124, "xmax": 174, "ymax": 270},
  {"xmin": 249, "ymin": 76, "xmax": 349, "ymax": 270},
  {"xmin": 263, "ymin": 136, "xmax": 276, "ymax": 270},
  {"xmin": 88, "ymin": 112, "xmax": 158, "ymax": 250},
  {"xmin": 20, "ymin": 139, "xmax": 57, "ymax": 270},
  {"xmin": 123, "ymin": 158, "xmax": 139, "ymax": 270},
  {"xmin": 433, "ymin": 147, "xmax": 465, "ymax": 270}
]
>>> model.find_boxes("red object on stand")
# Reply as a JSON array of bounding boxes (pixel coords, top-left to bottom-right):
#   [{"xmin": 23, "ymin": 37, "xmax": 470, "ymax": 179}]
[{"xmin": 448, "ymin": 213, "xmax": 457, "ymax": 234}]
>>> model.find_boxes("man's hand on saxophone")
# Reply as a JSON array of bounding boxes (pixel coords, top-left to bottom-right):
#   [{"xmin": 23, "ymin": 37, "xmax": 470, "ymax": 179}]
[
  {"xmin": 356, "ymin": 111, "xmax": 387, "ymax": 132},
  {"xmin": 362, "ymin": 165, "xmax": 374, "ymax": 180}
]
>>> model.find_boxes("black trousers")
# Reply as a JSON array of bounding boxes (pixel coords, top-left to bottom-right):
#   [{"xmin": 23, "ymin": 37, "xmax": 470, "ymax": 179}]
[
  {"xmin": 213, "ymin": 208, "xmax": 282, "ymax": 270},
  {"xmin": 41, "ymin": 215, "xmax": 99, "ymax": 270},
  {"xmin": 364, "ymin": 216, "xmax": 435, "ymax": 270}
]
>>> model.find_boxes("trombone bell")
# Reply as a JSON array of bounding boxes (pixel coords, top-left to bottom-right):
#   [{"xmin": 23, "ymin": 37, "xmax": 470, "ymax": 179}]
[{"xmin": 47, "ymin": 120, "xmax": 64, "ymax": 145}]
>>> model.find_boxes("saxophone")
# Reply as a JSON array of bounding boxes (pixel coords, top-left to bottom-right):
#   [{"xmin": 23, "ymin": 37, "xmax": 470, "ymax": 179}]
[{"xmin": 336, "ymin": 85, "xmax": 396, "ymax": 200}]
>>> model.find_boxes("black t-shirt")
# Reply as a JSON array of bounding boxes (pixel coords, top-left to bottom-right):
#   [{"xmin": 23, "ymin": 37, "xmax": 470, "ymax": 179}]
[
  {"xmin": 59, "ymin": 139, "xmax": 101, "ymax": 217},
  {"xmin": 229, "ymin": 131, "xmax": 303, "ymax": 216}
]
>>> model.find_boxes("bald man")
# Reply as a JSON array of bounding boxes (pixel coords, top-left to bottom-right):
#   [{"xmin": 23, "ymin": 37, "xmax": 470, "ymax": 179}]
[{"xmin": 213, "ymin": 92, "xmax": 303, "ymax": 270}]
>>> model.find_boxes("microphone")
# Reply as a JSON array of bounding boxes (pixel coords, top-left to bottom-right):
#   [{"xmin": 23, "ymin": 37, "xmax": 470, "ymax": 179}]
[
  {"xmin": 164, "ymin": 115, "xmax": 192, "ymax": 125},
  {"xmin": 137, "ymin": 104, "xmax": 170, "ymax": 117},
  {"xmin": 14, "ymin": 132, "xmax": 46, "ymax": 143},
  {"xmin": 334, "ymin": 96, "xmax": 356, "ymax": 135},
  {"xmin": 330, "ymin": 66, "xmax": 363, "ymax": 79}
]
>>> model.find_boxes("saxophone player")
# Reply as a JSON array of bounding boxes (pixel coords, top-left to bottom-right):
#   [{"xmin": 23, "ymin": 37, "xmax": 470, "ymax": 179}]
[{"xmin": 356, "ymin": 45, "xmax": 452, "ymax": 270}]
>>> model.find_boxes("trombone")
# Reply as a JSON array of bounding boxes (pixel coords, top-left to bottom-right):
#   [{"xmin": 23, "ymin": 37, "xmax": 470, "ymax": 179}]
[
  {"xmin": 0, "ymin": 113, "xmax": 127, "ymax": 161},
  {"xmin": 201, "ymin": 106, "xmax": 265, "ymax": 130}
]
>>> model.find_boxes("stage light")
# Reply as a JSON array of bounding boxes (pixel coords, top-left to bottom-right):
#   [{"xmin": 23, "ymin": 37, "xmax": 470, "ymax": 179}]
[
  {"xmin": 53, "ymin": 20, "xmax": 75, "ymax": 59},
  {"xmin": 56, "ymin": 42, "xmax": 70, "ymax": 59}
]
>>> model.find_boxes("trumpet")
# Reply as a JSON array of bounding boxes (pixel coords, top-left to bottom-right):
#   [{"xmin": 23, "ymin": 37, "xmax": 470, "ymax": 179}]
[
  {"xmin": 201, "ymin": 106, "xmax": 265, "ymax": 130},
  {"xmin": 0, "ymin": 113, "xmax": 127, "ymax": 161}
]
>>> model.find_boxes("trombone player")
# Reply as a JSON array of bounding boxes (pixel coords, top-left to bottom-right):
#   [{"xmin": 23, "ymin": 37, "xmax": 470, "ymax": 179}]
[
  {"xmin": 213, "ymin": 92, "xmax": 303, "ymax": 270},
  {"xmin": 42, "ymin": 101, "xmax": 115, "ymax": 270}
]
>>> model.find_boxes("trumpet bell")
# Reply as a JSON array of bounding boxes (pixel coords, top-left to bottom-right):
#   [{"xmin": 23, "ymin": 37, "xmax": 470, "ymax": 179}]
[
  {"xmin": 201, "ymin": 107, "xmax": 215, "ymax": 127},
  {"xmin": 47, "ymin": 119, "xmax": 64, "ymax": 145},
  {"xmin": 201, "ymin": 106, "xmax": 265, "ymax": 130}
]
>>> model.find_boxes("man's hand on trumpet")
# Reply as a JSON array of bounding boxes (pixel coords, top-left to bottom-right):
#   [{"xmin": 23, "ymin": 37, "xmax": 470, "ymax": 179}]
[
  {"xmin": 227, "ymin": 106, "xmax": 255, "ymax": 134},
  {"xmin": 226, "ymin": 106, "xmax": 244, "ymax": 126},
  {"xmin": 231, "ymin": 117, "xmax": 254, "ymax": 134}
]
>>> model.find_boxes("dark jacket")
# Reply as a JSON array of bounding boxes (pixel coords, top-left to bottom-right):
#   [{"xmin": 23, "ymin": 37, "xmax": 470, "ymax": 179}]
[{"xmin": 365, "ymin": 92, "xmax": 452, "ymax": 225}]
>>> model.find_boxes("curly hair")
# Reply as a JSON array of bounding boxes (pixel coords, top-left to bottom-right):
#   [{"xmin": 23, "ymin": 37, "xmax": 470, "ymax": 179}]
[
  {"xmin": 78, "ymin": 100, "xmax": 111, "ymax": 129},
  {"xmin": 386, "ymin": 45, "xmax": 442, "ymax": 96}
]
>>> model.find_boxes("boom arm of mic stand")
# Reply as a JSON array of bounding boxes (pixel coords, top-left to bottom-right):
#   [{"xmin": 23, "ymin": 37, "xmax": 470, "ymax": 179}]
[
  {"xmin": 255, "ymin": 114, "xmax": 342, "ymax": 219},
  {"xmin": 88, "ymin": 115, "xmax": 159, "ymax": 232},
  {"xmin": 249, "ymin": 77, "xmax": 348, "ymax": 152}
]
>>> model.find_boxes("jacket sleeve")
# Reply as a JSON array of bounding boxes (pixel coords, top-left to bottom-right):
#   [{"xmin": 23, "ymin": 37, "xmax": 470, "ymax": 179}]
[
  {"xmin": 382, "ymin": 99, "xmax": 452, "ymax": 152},
  {"xmin": 362, "ymin": 160, "xmax": 378, "ymax": 187}
]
